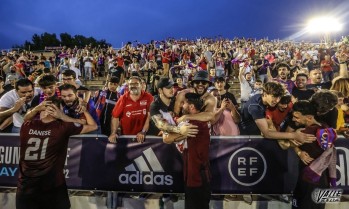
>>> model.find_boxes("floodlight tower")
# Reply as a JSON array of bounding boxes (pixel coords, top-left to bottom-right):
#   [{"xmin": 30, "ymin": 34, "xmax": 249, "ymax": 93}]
[{"xmin": 306, "ymin": 16, "xmax": 343, "ymax": 44}]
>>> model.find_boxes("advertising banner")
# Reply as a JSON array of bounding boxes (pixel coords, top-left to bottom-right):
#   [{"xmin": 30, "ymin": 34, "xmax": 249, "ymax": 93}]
[{"xmin": 0, "ymin": 134, "xmax": 348, "ymax": 194}]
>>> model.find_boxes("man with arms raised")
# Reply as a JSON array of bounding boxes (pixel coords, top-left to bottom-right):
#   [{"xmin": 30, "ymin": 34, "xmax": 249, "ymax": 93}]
[{"xmin": 16, "ymin": 97, "xmax": 97, "ymax": 209}]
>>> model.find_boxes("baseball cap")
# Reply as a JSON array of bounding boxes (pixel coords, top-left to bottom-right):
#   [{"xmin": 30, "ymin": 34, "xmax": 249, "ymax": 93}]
[{"xmin": 157, "ymin": 77, "xmax": 174, "ymax": 89}]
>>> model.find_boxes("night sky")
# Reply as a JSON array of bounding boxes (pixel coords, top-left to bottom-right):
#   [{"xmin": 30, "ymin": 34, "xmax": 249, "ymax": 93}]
[{"xmin": 1, "ymin": 0, "xmax": 348, "ymax": 49}]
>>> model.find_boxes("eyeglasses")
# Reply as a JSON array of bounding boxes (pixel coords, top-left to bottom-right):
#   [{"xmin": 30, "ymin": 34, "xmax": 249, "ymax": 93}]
[{"xmin": 193, "ymin": 80, "xmax": 209, "ymax": 85}]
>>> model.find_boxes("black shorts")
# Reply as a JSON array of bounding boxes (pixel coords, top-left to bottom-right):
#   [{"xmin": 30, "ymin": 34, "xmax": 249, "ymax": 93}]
[
  {"xmin": 16, "ymin": 185, "xmax": 70, "ymax": 209},
  {"xmin": 185, "ymin": 184, "xmax": 211, "ymax": 209}
]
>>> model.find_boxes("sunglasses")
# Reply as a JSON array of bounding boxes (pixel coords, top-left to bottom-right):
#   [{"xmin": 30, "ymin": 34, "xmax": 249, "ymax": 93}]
[{"xmin": 193, "ymin": 80, "xmax": 209, "ymax": 85}]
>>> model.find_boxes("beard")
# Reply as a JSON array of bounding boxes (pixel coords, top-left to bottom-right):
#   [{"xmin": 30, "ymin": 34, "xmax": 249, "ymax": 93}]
[
  {"xmin": 130, "ymin": 87, "xmax": 140, "ymax": 95},
  {"xmin": 194, "ymin": 85, "xmax": 209, "ymax": 96}
]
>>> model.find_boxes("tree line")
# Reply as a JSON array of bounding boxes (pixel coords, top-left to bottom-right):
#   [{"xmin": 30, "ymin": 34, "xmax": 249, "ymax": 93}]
[{"xmin": 14, "ymin": 32, "xmax": 112, "ymax": 50}]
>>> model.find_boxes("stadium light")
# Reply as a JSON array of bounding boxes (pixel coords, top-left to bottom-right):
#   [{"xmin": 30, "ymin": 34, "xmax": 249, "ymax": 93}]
[
  {"xmin": 306, "ymin": 16, "xmax": 343, "ymax": 43},
  {"xmin": 306, "ymin": 16, "xmax": 343, "ymax": 33}
]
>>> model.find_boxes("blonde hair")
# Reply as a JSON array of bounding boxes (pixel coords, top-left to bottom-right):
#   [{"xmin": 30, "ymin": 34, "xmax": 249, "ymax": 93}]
[{"xmin": 330, "ymin": 78, "xmax": 349, "ymax": 98}]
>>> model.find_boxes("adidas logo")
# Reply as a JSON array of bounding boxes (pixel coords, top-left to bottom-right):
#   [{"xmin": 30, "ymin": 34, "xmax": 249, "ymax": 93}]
[{"xmin": 118, "ymin": 148, "xmax": 174, "ymax": 186}]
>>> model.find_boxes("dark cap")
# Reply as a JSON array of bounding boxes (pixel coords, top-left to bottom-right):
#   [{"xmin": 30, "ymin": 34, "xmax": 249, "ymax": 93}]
[
  {"xmin": 157, "ymin": 77, "xmax": 174, "ymax": 89},
  {"xmin": 192, "ymin": 70, "xmax": 211, "ymax": 83},
  {"xmin": 214, "ymin": 76, "xmax": 225, "ymax": 82}
]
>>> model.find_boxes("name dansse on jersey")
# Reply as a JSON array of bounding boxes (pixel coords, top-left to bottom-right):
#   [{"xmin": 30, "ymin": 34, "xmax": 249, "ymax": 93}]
[{"xmin": 28, "ymin": 129, "xmax": 52, "ymax": 136}]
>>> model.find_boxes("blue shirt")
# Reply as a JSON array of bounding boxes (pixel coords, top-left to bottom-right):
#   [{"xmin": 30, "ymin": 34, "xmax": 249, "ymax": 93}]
[{"xmin": 240, "ymin": 94, "xmax": 266, "ymax": 135}]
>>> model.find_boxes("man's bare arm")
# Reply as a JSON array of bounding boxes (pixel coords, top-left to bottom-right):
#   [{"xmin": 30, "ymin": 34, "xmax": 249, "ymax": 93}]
[{"xmin": 152, "ymin": 114, "xmax": 198, "ymax": 137}]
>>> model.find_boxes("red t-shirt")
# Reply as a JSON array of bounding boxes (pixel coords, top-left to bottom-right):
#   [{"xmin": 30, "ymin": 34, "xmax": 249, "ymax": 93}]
[
  {"xmin": 266, "ymin": 102, "xmax": 293, "ymax": 131},
  {"xmin": 162, "ymin": 52, "xmax": 171, "ymax": 63},
  {"xmin": 321, "ymin": 60, "xmax": 333, "ymax": 72},
  {"xmin": 112, "ymin": 91, "xmax": 153, "ymax": 135},
  {"xmin": 116, "ymin": 57, "xmax": 124, "ymax": 67}
]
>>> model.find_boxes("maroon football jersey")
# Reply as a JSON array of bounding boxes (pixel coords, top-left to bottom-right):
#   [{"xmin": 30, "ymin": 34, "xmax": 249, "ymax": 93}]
[{"xmin": 17, "ymin": 119, "xmax": 82, "ymax": 194}]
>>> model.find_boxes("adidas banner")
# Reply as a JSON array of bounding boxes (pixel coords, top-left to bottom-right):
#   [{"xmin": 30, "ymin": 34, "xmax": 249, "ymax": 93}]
[{"xmin": 0, "ymin": 134, "xmax": 349, "ymax": 194}]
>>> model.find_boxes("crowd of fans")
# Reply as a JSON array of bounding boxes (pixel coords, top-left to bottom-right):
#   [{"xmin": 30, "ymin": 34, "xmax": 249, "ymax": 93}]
[
  {"xmin": 0, "ymin": 37, "xmax": 348, "ymax": 137},
  {"xmin": 1, "ymin": 37, "xmax": 349, "ymax": 209}
]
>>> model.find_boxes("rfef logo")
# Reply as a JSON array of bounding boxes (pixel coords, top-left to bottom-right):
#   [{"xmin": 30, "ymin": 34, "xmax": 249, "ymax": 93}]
[
  {"xmin": 228, "ymin": 147, "xmax": 266, "ymax": 186},
  {"xmin": 118, "ymin": 148, "xmax": 173, "ymax": 186}
]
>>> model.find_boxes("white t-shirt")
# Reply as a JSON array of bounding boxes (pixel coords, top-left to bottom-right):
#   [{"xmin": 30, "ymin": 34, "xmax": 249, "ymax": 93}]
[{"xmin": 0, "ymin": 88, "xmax": 40, "ymax": 128}]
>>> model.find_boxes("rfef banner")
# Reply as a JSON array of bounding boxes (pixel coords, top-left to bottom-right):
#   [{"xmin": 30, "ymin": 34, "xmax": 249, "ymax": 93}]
[{"xmin": 0, "ymin": 134, "xmax": 348, "ymax": 194}]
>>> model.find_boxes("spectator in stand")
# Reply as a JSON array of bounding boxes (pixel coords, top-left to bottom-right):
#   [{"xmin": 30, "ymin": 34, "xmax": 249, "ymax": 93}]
[
  {"xmin": 174, "ymin": 70, "xmax": 216, "ymax": 122},
  {"xmin": 239, "ymin": 63, "xmax": 254, "ymax": 108},
  {"xmin": 330, "ymin": 90, "xmax": 349, "ymax": 136},
  {"xmin": 108, "ymin": 76, "xmax": 153, "ymax": 143},
  {"xmin": 0, "ymin": 76, "xmax": 6, "ymax": 98},
  {"xmin": 210, "ymin": 77, "xmax": 240, "ymax": 136},
  {"xmin": 4, "ymin": 70, "xmax": 18, "ymax": 91},
  {"xmin": 310, "ymin": 90, "xmax": 338, "ymax": 129},
  {"xmin": 307, "ymin": 69, "xmax": 332, "ymax": 91},
  {"xmin": 29, "ymin": 75, "xmax": 61, "ymax": 109},
  {"xmin": 0, "ymin": 78, "xmax": 38, "ymax": 133},
  {"xmin": 83, "ymin": 51, "xmax": 94, "ymax": 80},
  {"xmin": 267, "ymin": 63, "xmax": 295, "ymax": 94},
  {"xmin": 266, "ymin": 95, "xmax": 293, "ymax": 132},
  {"xmin": 61, "ymin": 69, "xmax": 90, "ymax": 103},
  {"xmin": 292, "ymin": 73, "xmax": 315, "ymax": 101},
  {"xmin": 173, "ymin": 76, "xmax": 187, "ymax": 96},
  {"xmin": 320, "ymin": 55, "xmax": 333, "ymax": 82},
  {"xmin": 94, "ymin": 76, "xmax": 120, "ymax": 136},
  {"xmin": 302, "ymin": 53, "xmax": 315, "ymax": 72},
  {"xmin": 255, "ymin": 53, "xmax": 270, "ymax": 83},
  {"xmin": 57, "ymin": 57, "xmax": 70, "ymax": 82},
  {"xmin": 148, "ymin": 77, "xmax": 177, "ymax": 136},
  {"xmin": 239, "ymin": 82, "xmax": 316, "ymax": 144},
  {"xmin": 161, "ymin": 48, "xmax": 171, "ymax": 77}
]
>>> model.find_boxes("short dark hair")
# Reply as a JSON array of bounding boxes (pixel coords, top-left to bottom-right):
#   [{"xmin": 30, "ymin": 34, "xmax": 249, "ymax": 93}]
[
  {"xmin": 310, "ymin": 90, "xmax": 338, "ymax": 114},
  {"xmin": 279, "ymin": 95, "xmax": 291, "ymax": 104},
  {"xmin": 45, "ymin": 96, "xmax": 62, "ymax": 109},
  {"xmin": 293, "ymin": 100, "xmax": 316, "ymax": 116},
  {"xmin": 128, "ymin": 76, "xmax": 142, "ymax": 83},
  {"xmin": 263, "ymin": 82, "xmax": 285, "ymax": 98},
  {"xmin": 62, "ymin": 69, "xmax": 76, "ymax": 79},
  {"xmin": 38, "ymin": 75, "xmax": 57, "ymax": 87},
  {"xmin": 59, "ymin": 83, "xmax": 77, "ymax": 93},
  {"xmin": 15, "ymin": 78, "xmax": 33, "ymax": 91},
  {"xmin": 276, "ymin": 62, "xmax": 290, "ymax": 71},
  {"xmin": 185, "ymin": 93, "xmax": 204, "ymax": 112},
  {"xmin": 109, "ymin": 76, "xmax": 120, "ymax": 84},
  {"xmin": 43, "ymin": 68, "xmax": 51, "ymax": 73},
  {"xmin": 296, "ymin": 73, "xmax": 308, "ymax": 80}
]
